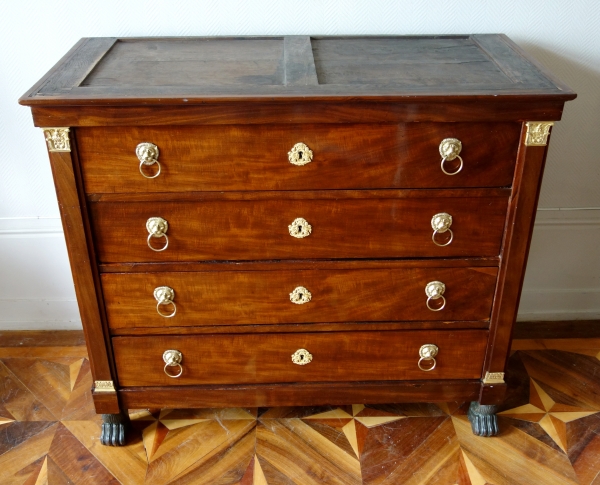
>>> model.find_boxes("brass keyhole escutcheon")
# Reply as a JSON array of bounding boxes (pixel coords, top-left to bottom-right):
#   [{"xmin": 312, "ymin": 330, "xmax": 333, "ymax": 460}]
[
  {"xmin": 288, "ymin": 217, "xmax": 312, "ymax": 238},
  {"xmin": 290, "ymin": 286, "xmax": 312, "ymax": 304},
  {"xmin": 288, "ymin": 142, "xmax": 313, "ymax": 166},
  {"xmin": 291, "ymin": 348, "xmax": 313, "ymax": 365}
]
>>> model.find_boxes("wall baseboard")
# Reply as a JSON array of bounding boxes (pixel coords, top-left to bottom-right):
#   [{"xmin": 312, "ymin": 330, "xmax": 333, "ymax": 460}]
[
  {"xmin": 0, "ymin": 217, "xmax": 63, "ymax": 237},
  {"xmin": 514, "ymin": 320, "xmax": 600, "ymax": 339},
  {"xmin": 0, "ymin": 299, "xmax": 81, "ymax": 330},
  {"xmin": 517, "ymin": 288, "xmax": 600, "ymax": 321},
  {"xmin": 0, "ymin": 217, "xmax": 81, "ymax": 330},
  {"xmin": 518, "ymin": 208, "xmax": 600, "ymax": 321}
]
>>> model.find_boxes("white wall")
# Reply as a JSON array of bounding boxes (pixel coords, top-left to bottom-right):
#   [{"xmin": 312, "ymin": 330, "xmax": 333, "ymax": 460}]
[{"xmin": 1, "ymin": 0, "xmax": 599, "ymax": 329}]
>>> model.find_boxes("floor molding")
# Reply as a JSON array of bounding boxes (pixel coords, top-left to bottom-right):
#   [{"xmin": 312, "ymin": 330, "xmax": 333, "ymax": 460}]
[
  {"xmin": 513, "ymin": 320, "xmax": 600, "ymax": 339},
  {"xmin": 0, "ymin": 329, "xmax": 86, "ymax": 347}
]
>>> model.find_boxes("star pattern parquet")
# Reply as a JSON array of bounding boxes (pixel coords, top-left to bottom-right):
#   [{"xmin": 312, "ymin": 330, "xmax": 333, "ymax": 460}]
[{"xmin": 2, "ymin": 336, "xmax": 600, "ymax": 484}]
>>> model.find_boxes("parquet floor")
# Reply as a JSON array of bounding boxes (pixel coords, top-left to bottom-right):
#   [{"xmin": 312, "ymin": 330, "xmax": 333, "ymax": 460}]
[{"xmin": 2, "ymin": 334, "xmax": 600, "ymax": 484}]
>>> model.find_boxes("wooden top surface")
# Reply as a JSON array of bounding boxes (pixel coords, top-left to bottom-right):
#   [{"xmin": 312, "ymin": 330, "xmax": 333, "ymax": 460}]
[{"xmin": 20, "ymin": 35, "xmax": 575, "ymax": 106}]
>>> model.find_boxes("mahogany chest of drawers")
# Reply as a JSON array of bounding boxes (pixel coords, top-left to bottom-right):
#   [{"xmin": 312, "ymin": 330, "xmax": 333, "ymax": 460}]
[{"xmin": 20, "ymin": 35, "xmax": 575, "ymax": 445}]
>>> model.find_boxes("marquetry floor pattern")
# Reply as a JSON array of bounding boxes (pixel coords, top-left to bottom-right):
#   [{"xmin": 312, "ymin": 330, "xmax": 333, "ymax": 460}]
[{"xmin": 2, "ymin": 337, "xmax": 600, "ymax": 484}]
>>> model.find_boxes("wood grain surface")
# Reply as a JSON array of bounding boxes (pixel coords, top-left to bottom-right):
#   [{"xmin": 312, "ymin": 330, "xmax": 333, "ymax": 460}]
[
  {"xmin": 284, "ymin": 36, "xmax": 319, "ymax": 85},
  {"xmin": 311, "ymin": 36, "xmax": 555, "ymax": 88},
  {"xmin": 45, "ymin": 138, "xmax": 120, "ymax": 414},
  {"xmin": 102, "ymin": 266, "xmax": 498, "ymax": 329},
  {"xmin": 20, "ymin": 35, "xmax": 576, "ymax": 106},
  {"xmin": 119, "ymin": 381, "xmax": 482, "ymax": 409},
  {"xmin": 108, "ymin": 321, "xmax": 490, "ymax": 336},
  {"xmin": 81, "ymin": 37, "xmax": 286, "ymax": 87},
  {"xmin": 112, "ymin": 329, "xmax": 488, "ymax": 386},
  {"xmin": 88, "ymin": 187, "xmax": 510, "ymax": 202},
  {"xmin": 483, "ymin": 129, "xmax": 555, "ymax": 388},
  {"xmin": 77, "ymin": 123, "xmax": 520, "ymax": 193},
  {"xmin": 30, "ymin": 99, "xmax": 570, "ymax": 127},
  {"xmin": 90, "ymin": 195, "xmax": 508, "ymax": 262},
  {"xmin": 99, "ymin": 256, "xmax": 501, "ymax": 274}
]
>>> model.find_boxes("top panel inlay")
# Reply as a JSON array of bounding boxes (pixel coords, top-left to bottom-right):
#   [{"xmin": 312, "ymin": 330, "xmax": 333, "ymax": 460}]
[
  {"xmin": 20, "ymin": 35, "xmax": 575, "ymax": 106},
  {"xmin": 82, "ymin": 38, "xmax": 285, "ymax": 87},
  {"xmin": 313, "ymin": 37, "xmax": 513, "ymax": 86}
]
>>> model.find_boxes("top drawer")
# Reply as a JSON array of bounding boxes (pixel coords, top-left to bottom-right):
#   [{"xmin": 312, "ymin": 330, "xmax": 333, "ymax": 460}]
[{"xmin": 77, "ymin": 123, "xmax": 520, "ymax": 193}]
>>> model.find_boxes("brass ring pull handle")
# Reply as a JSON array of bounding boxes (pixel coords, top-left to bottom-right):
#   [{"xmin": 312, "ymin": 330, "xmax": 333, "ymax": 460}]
[
  {"xmin": 288, "ymin": 142, "xmax": 313, "ymax": 166},
  {"xmin": 425, "ymin": 281, "xmax": 446, "ymax": 312},
  {"xmin": 291, "ymin": 348, "xmax": 313, "ymax": 365},
  {"xmin": 163, "ymin": 350, "xmax": 183, "ymax": 378},
  {"xmin": 146, "ymin": 217, "xmax": 169, "ymax": 252},
  {"xmin": 439, "ymin": 138, "xmax": 463, "ymax": 176},
  {"xmin": 418, "ymin": 344, "xmax": 439, "ymax": 372},
  {"xmin": 136, "ymin": 142, "xmax": 161, "ymax": 179},
  {"xmin": 154, "ymin": 286, "xmax": 176, "ymax": 318},
  {"xmin": 431, "ymin": 213, "xmax": 454, "ymax": 247},
  {"xmin": 288, "ymin": 217, "xmax": 312, "ymax": 238},
  {"xmin": 290, "ymin": 286, "xmax": 312, "ymax": 304}
]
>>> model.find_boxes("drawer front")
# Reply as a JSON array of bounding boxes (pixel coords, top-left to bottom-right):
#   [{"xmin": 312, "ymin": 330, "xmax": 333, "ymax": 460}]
[
  {"xmin": 112, "ymin": 330, "xmax": 488, "ymax": 386},
  {"xmin": 113, "ymin": 330, "xmax": 488, "ymax": 386},
  {"xmin": 77, "ymin": 123, "xmax": 520, "ymax": 193},
  {"xmin": 102, "ymin": 266, "xmax": 498, "ymax": 329},
  {"xmin": 90, "ymin": 196, "xmax": 508, "ymax": 263}
]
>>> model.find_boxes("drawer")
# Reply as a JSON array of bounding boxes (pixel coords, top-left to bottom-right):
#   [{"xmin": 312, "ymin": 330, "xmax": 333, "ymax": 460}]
[
  {"xmin": 90, "ymin": 195, "xmax": 508, "ymax": 263},
  {"xmin": 102, "ymin": 266, "xmax": 498, "ymax": 329},
  {"xmin": 112, "ymin": 329, "xmax": 488, "ymax": 386},
  {"xmin": 77, "ymin": 123, "xmax": 520, "ymax": 193}
]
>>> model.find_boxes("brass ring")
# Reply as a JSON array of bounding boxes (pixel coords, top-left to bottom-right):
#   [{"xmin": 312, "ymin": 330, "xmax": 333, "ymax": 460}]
[
  {"xmin": 156, "ymin": 300, "xmax": 176, "ymax": 318},
  {"xmin": 418, "ymin": 357, "xmax": 437, "ymax": 372},
  {"xmin": 432, "ymin": 228, "xmax": 454, "ymax": 247},
  {"xmin": 440, "ymin": 155, "xmax": 463, "ymax": 175},
  {"xmin": 426, "ymin": 295, "xmax": 446, "ymax": 312},
  {"xmin": 147, "ymin": 233, "xmax": 169, "ymax": 252},
  {"xmin": 164, "ymin": 362, "xmax": 183, "ymax": 378},
  {"xmin": 139, "ymin": 159, "xmax": 161, "ymax": 179}
]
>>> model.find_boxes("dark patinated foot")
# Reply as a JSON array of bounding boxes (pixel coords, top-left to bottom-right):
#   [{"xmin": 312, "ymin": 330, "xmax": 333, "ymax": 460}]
[
  {"xmin": 100, "ymin": 413, "xmax": 128, "ymax": 446},
  {"xmin": 467, "ymin": 401, "xmax": 499, "ymax": 437}
]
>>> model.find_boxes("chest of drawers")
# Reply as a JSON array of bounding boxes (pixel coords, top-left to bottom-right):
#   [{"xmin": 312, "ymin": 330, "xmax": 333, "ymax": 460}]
[{"xmin": 20, "ymin": 35, "xmax": 575, "ymax": 445}]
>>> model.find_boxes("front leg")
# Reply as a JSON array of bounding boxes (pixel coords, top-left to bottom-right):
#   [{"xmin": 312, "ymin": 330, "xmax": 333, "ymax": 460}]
[
  {"xmin": 100, "ymin": 412, "xmax": 129, "ymax": 446},
  {"xmin": 467, "ymin": 402, "xmax": 499, "ymax": 437}
]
